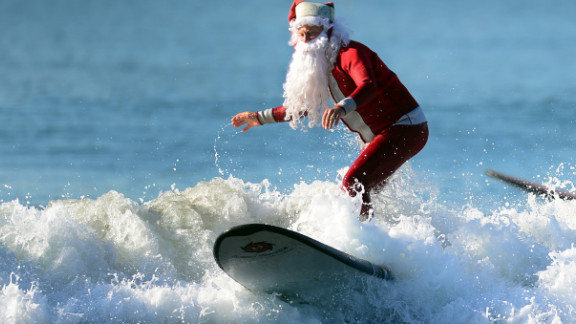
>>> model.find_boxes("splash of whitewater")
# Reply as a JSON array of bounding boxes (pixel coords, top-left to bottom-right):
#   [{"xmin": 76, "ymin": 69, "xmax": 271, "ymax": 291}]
[{"xmin": 1, "ymin": 171, "xmax": 575, "ymax": 323}]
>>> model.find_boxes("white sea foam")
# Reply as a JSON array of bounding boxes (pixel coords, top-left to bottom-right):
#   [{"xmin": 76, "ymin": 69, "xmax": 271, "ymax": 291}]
[{"xmin": 1, "ymin": 173, "xmax": 575, "ymax": 323}]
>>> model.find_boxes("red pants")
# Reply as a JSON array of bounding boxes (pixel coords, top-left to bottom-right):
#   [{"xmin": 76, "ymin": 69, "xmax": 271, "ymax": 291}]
[{"xmin": 342, "ymin": 123, "xmax": 429, "ymax": 197}]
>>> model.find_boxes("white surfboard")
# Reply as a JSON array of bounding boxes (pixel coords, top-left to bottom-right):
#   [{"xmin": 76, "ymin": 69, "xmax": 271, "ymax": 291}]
[{"xmin": 213, "ymin": 223, "xmax": 391, "ymax": 301}]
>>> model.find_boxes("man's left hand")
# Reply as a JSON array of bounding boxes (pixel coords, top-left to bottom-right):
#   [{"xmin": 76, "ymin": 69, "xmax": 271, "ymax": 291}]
[{"xmin": 322, "ymin": 106, "xmax": 345, "ymax": 129}]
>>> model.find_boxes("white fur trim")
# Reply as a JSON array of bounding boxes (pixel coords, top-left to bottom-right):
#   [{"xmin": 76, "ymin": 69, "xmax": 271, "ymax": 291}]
[
  {"xmin": 337, "ymin": 97, "xmax": 357, "ymax": 115},
  {"xmin": 257, "ymin": 108, "xmax": 276, "ymax": 124},
  {"xmin": 393, "ymin": 107, "xmax": 427, "ymax": 125},
  {"xmin": 295, "ymin": 2, "xmax": 335, "ymax": 21}
]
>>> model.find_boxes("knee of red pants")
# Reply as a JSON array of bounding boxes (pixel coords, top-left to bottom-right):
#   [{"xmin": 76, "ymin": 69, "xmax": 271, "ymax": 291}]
[{"xmin": 341, "ymin": 180, "xmax": 364, "ymax": 197}]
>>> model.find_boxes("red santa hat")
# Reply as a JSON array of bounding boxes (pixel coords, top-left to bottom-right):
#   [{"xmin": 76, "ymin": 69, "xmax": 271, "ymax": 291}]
[{"xmin": 288, "ymin": 1, "xmax": 335, "ymax": 26}]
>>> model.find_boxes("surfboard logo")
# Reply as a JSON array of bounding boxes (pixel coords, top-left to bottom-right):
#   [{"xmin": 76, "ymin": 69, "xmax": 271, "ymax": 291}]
[{"xmin": 242, "ymin": 242, "xmax": 273, "ymax": 253}]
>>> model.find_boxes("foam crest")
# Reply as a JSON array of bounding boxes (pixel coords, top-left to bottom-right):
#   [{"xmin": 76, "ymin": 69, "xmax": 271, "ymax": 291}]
[
  {"xmin": 0, "ymin": 276, "xmax": 49, "ymax": 324},
  {"xmin": 0, "ymin": 175, "xmax": 575, "ymax": 323},
  {"xmin": 537, "ymin": 247, "xmax": 576, "ymax": 307}
]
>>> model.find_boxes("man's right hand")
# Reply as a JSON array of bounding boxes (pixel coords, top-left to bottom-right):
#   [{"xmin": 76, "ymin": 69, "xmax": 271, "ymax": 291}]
[{"xmin": 232, "ymin": 111, "xmax": 261, "ymax": 132}]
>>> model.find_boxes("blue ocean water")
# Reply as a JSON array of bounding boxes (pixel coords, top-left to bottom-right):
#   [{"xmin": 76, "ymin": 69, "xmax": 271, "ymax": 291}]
[{"xmin": 1, "ymin": 0, "xmax": 576, "ymax": 323}]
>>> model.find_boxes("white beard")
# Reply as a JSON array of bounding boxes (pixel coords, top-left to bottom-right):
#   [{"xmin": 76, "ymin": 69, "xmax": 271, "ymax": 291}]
[{"xmin": 282, "ymin": 32, "xmax": 335, "ymax": 129}]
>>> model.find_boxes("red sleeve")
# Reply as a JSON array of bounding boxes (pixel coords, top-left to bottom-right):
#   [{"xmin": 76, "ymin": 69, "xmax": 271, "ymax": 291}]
[
  {"xmin": 272, "ymin": 105, "xmax": 288, "ymax": 122},
  {"xmin": 338, "ymin": 46, "xmax": 379, "ymax": 107}
]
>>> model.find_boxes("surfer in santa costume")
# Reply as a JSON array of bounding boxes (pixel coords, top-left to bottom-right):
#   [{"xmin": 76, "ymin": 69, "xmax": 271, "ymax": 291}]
[{"xmin": 232, "ymin": 1, "xmax": 428, "ymax": 220}]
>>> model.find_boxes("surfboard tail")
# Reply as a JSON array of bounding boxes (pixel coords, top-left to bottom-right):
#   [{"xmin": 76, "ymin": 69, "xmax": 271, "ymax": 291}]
[{"xmin": 485, "ymin": 169, "xmax": 576, "ymax": 200}]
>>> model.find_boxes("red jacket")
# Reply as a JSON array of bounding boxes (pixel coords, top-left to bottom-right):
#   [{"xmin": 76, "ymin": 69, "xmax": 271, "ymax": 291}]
[{"xmin": 270, "ymin": 41, "xmax": 420, "ymax": 142}]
